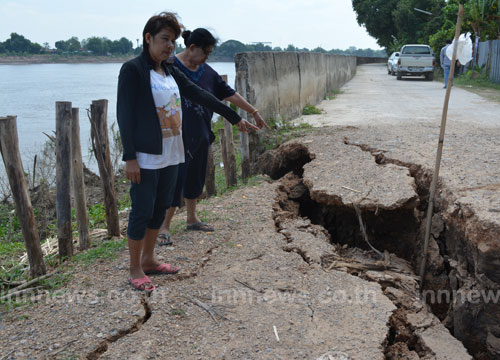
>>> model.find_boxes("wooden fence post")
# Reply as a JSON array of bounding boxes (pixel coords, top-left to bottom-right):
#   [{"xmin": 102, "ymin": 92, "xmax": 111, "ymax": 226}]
[
  {"xmin": 205, "ymin": 145, "xmax": 216, "ymax": 197},
  {"xmin": 71, "ymin": 108, "xmax": 89, "ymax": 250},
  {"xmin": 218, "ymin": 128, "xmax": 231, "ymax": 188},
  {"xmin": 56, "ymin": 102, "xmax": 74, "ymax": 258},
  {"xmin": 90, "ymin": 99, "xmax": 120, "ymax": 237},
  {"xmin": 220, "ymin": 75, "xmax": 238, "ymax": 187},
  {"xmin": 0, "ymin": 116, "xmax": 46, "ymax": 277},
  {"xmin": 235, "ymin": 71, "xmax": 251, "ymax": 182}
]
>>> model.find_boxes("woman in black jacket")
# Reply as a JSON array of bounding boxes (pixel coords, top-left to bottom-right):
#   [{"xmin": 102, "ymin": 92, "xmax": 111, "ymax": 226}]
[{"xmin": 117, "ymin": 12, "xmax": 257, "ymax": 291}]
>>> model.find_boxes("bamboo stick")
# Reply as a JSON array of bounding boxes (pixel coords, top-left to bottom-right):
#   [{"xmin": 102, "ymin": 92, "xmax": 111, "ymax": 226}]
[{"xmin": 419, "ymin": 4, "xmax": 464, "ymax": 287}]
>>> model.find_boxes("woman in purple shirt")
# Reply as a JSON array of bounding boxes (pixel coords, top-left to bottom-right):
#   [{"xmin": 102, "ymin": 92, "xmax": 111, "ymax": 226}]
[{"xmin": 158, "ymin": 28, "xmax": 269, "ymax": 245}]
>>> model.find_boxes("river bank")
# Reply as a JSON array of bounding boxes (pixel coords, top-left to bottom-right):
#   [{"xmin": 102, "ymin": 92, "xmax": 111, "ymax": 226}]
[
  {"xmin": 0, "ymin": 54, "xmax": 234, "ymax": 65},
  {"xmin": 0, "ymin": 55, "xmax": 135, "ymax": 65}
]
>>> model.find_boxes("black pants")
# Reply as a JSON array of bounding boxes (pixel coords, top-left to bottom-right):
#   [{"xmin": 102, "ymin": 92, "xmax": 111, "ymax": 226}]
[
  {"xmin": 172, "ymin": 137, "xmax": 209, "ymax": 207},
  {"xmin": 127, "ymin": 165, "xmax": 178, "ymax": 240}
]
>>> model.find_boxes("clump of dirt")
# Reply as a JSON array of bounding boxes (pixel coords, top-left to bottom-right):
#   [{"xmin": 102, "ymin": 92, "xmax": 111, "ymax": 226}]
[{"xmin": 257, "ymin": 142, "xmax": 315, "ymax": 180}]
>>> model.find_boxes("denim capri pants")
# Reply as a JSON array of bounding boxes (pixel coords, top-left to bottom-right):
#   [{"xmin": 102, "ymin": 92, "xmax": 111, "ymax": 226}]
[{"xmin": 127, "ymin": 164, "xmax": 178, "ymax": 240}]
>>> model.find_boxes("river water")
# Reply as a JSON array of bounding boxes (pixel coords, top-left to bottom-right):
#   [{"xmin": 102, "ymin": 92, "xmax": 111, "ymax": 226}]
[{"xmin": 0, "ymin": 61, "xmax": 236, "ymax": 175}]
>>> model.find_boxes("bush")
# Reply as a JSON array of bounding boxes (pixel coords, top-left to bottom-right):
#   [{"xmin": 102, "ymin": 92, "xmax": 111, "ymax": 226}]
[{"xmin": 302, "ymin": 104, "xmax": 321, "ymax": 115}]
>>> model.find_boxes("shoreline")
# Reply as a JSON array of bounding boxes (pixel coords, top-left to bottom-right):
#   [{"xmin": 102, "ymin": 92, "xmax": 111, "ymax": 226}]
[{"xmin": 0, "ymin": 54, "xmax": 234, "ymax": 65}]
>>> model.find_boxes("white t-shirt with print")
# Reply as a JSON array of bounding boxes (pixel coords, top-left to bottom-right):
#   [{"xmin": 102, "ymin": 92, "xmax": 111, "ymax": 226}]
[{"xmin": 136, "ymin": 70, "xmax": 185, "ymax": 169}]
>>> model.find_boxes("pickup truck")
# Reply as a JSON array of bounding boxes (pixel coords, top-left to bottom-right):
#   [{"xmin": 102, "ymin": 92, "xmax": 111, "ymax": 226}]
[{"xmin": 396, "ymin": 44, "xmax": 435, "ymax": 81}]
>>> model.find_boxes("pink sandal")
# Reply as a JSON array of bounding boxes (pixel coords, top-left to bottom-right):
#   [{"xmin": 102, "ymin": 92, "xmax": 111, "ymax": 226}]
[
  {"xmin": 144, "ymin": 263, "xmax": 180, "ymax": 275},
  {"xmin": 129, "ymin": 276, "xmax": 155, "ymax": 292}
]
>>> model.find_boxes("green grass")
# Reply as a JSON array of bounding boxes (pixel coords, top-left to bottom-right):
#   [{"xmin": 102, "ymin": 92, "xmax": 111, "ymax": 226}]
[
  {"xmin": 302, "ymin": 104, "xmax": 322, "ymax": 115},
  {"xmin": 325, "ymin": 89, "xmax": 344, "ymax": 100},
  {"xmin": 0, "ymin": 204, "xmax": 24, "ymax": 243},
  {"xmin": 261, "ymin": 118, "xmax": 313, "ymax": 151},
  {"xmin": 118, "ymin": 193, "xmax": 131, "ymax": 211},
  {"xmin": 72, "ymin": 237, "xmax": 127, "ymax": 266},
  {"xmin": 88, "ymin": 203, "xmax": 106, "ymax": 228},
  {"xmin": 454, "ymin": 76, "xmax": 500, "ymax": 91},
  {"xmin": 170, "ymin": 308, "xmax": 187, "ymax": 317}
]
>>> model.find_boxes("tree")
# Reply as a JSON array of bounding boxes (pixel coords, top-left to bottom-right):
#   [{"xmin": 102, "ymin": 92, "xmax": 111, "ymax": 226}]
[
  {"xmin": 2, "ymin": 33, "xmax": 41, "ymax": 54},
  {"xmin": 392, "ymin": 0, "xmax": 446, "ymax": 44},
  {"xmin": 108, "ymin": 37, "xmax": 133, "ymax": 54},
  {"xmin": 352, "ymin": 0, "xmax": 446, "ymax": 50},
  {"xmin": 312, "ymin": 46, "xmax": 327, "ymax": 53},
  {"xmin": 352, "ymin": 0, "xmax": 399, "ymax": 48},
  {"xmin": 84, "ymin": 37, "xmax": 109, "ymax": 55},
  {"xmin": 55, "ymin": 40, "xmax": 68, "ymax": 51},
  {"xmin": 67, "ymin": 37, "xmax": 81, "ymax": 52},
  {"xmin": 213, "ymin": 40, "xmax": 247, "ymax": 58},
  {"xmin": 466, "ymin": 0, "xmax": 500, "ymax": 40}
]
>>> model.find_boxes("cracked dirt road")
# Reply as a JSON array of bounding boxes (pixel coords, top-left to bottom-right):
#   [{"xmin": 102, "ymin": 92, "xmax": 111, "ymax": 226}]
[{"xmin": 292, "ymin": 64, "xmax": 500, "ymax": 359}]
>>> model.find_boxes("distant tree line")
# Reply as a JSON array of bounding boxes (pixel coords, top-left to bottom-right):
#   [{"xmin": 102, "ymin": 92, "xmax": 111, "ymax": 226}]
[
  {"xmin": 0, "ymin": 32, "xmax": 385, "ymax": 58},
  {"xmin": 0, "ymin": 33, "xmax": 42, "ymax": 54},
  {"xmin": 183, "ymin": 40, "xmax": 387, "ymax": 59},
  {"xmin": 55, "ymin": 36, "xmax": 135, "ymax": 55},
  {"xmin": 0, "ymin": 33, "xmax": 136, "ymax": 56}
]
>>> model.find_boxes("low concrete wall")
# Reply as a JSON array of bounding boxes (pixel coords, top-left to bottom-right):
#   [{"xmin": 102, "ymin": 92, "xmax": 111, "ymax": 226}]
[
  {"xmin": 235, "ymin": 52, "xmax": 356, "ymax": 122},
  {"xmin": 356, "ymin": 56, "xmax": 387, "ymax": 65}
]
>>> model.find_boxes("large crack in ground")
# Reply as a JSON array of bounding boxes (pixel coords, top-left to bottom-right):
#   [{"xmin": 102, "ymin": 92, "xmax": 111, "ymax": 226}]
[
  {"xmin": 343, "ymin": 137, "xmax": 500, "ymax": 360},
  {"xmin": 85, "ymin": 244, "xmax": 220, "ymax": 359},
  {"xmin": 86, "ymin": 296, "xmax": 152, "ymax": 360},
  {"xmin": 263, "ymin": 140, "xmax": 483, "ymax": 359}
]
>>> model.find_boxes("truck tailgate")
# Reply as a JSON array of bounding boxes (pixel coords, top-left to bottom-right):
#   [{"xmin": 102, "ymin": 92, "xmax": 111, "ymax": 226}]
[{"xmin": 400, "ymin": 55, "xmax": 433, "ymax": 67}]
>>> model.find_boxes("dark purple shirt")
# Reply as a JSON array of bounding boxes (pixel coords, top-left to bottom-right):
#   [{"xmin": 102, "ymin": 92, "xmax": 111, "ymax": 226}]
[{"xmin": 174, "ymin": 57, "xmax": 235, "ymax": 150}]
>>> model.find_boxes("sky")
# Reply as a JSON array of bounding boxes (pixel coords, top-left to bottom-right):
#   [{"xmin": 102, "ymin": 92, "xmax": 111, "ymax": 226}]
[{"xmin": 0, "ymin": 0, "xmax": 381, "ymax": 50}]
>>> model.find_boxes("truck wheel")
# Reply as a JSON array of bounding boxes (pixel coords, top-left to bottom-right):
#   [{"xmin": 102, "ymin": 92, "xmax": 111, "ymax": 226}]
[
  {"xmin": 426, "ymin": 73, "xmax": 434, "ymax": 81},
  {"xmin": 397, "ymin": 72, "xmax": 402, "ymax": 80}
]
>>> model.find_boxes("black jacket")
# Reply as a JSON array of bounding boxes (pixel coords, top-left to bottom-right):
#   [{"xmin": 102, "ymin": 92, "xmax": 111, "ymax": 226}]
[{"xmin": 117, "ymin": 52, "xmax": 241, "ymax": 161}]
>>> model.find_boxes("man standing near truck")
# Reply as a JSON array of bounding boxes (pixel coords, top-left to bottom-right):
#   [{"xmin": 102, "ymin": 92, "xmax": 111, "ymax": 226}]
[{"xmin": 440, "ymin": 40, "xmax": 452, "ymax": 88}]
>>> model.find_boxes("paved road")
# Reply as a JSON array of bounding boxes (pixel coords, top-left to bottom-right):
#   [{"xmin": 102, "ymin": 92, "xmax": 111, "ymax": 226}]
[
  {"xmin": 300, "ymin": 63, "xmax": 500, "ymax": 226},
  {"xmin": 306, "ymin": 63, "xmax": 500, "ymax": 128}
]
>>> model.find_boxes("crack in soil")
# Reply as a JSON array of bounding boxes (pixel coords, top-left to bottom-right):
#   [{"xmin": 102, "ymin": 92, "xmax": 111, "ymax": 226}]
[
  {"xmin": 86, "ymin": 296, "xmax": 152, "ymax": 360},
  {"xmin": 265, "ymin": 139, "xmax": 477, "ymax": 359},
  {"xmin": 282, "ymin": 245, "xmax": 311, "ymax": 265},
  {"xmin": 86, "ymin": 244, "xmax": 220, "ymax": 358},
  {"xmin": 342, "ymin": 137, "xmax": 500, "ymax": 359}
]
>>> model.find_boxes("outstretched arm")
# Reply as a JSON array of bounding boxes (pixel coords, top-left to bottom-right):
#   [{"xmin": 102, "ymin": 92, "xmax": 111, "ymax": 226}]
[{"xmin": 225, "ymin": 92, "xmax": 270, "ymax": 130}]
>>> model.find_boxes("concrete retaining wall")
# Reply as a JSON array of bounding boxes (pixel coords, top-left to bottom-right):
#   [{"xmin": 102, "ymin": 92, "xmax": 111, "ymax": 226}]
[
  {"xmin": 356, "ymin": 56, "xmax": 387, "ymax": 65},
  {"xmin": 235, "ymin": 52, "xmax": 356, "ymax": 122}
]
